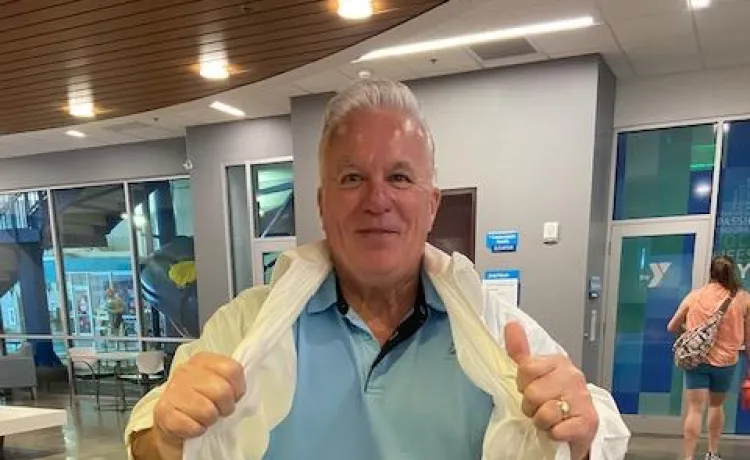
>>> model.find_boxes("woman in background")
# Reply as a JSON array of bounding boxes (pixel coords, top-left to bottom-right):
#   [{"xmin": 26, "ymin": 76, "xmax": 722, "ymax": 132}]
[
  {"xmin": 668, "ymin": 255, "xmax": 750, "ymax": 460},
  {"xmin": 102, "ymin": 287, "xmax": 126, "ymax": 335}
]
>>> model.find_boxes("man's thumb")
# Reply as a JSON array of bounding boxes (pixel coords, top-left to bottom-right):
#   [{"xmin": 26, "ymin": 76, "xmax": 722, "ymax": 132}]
[{"xmin": 504, "ymin": 322, "xmax": 531, "ymax": 365}]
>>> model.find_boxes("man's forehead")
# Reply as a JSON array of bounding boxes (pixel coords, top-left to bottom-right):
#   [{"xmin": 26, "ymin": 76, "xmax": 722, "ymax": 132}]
[
  {"xmin": 335, "ymin": 154, "xmax": 415, "ymax": 168},
  {"xmin": 330, "ymin": 107, "xmax": 425, "ymax": 139}
]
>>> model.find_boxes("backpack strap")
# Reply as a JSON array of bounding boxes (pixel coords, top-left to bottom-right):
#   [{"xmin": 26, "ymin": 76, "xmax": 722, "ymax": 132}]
[{"xmin": 717, "ymin": 294, "xmax": 735, "ymax": 316}]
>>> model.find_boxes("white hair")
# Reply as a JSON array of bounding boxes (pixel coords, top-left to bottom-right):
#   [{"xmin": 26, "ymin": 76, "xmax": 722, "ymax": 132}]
[{"xmin": 319, "ymin": 78, "xmax": 435, "ymax": 180}]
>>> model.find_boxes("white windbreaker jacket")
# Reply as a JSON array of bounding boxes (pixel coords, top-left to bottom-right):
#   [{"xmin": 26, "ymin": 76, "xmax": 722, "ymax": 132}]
[{"xmin": 125, "ymin": 242, "xmax": 630, "ymax": 460}]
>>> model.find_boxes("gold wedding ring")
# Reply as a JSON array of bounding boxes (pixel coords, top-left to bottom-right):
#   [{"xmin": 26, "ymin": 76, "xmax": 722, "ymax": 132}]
[{"xmin": 557, "ymin": 398, "xmax": 572, "ymax": 420}]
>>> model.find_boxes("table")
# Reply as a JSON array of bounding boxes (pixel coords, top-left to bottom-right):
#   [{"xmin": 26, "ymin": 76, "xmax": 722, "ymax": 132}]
[
  {"xmin": 0, "ymin": 406, "xmax": 67, "ymax": 452},
  {"xmin": 98, "ymin": 351, "xmax": 139, "ymax": 363},
  {"xmin": 97, "ymin": 351, "xmax": 139, "ymax": 411}
]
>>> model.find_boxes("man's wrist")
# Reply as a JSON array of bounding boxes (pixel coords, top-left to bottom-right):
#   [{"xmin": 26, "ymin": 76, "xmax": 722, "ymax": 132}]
[{"xmin": 131, "ymin": 427, "xmax": 183, "ymax": 460}]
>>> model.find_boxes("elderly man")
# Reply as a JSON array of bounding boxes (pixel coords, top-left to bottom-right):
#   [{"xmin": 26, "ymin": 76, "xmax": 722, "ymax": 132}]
[{"xmin": 127, "ymin": 79, "xmax": 629, "ymax": 460}]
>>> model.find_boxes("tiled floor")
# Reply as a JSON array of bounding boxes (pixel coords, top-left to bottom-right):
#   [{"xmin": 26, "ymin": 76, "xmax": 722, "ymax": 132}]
[
  {"xmin": 626, "ymin": 435, "xmax": 748, "ymax": 460},
  {"xmin": 1, "ymin": 393, "xmax": 749, "ymax": 459}
]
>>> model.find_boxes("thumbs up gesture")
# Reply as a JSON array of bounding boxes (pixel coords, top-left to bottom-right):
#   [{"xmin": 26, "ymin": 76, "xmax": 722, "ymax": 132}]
[{"xmin": 504, "ymin": 322, "xmax": 599, "ymax": 460}]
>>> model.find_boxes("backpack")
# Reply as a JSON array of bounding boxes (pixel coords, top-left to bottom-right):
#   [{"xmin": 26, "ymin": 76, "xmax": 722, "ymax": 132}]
[{"xmin": 673, "ymin": 294, "xmax": 734, "ymax": 370}]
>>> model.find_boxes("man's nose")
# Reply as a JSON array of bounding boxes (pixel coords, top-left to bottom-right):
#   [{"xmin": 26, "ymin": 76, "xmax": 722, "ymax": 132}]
[{"xmin": 362, "ymin": 179, "xmax": 393, "ymax": 214}]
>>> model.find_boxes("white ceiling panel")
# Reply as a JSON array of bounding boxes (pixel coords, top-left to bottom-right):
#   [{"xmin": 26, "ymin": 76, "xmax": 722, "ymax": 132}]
[
  {"xmin": 339, "ymin": 54, "xmax": 421, "ymax": 80},
  {"xmin": 531, "ymin": 24, "xmax": 619, "ymax": 57},
  {"xmin": 621, "ymin": 32, "xmax": 701, "ymax": 59},
  {"xmin": 609, "ymin": 11, "xmax": 695, "ymax": 47},
  {"xmin": 700, "ymin": 25, "xmax": 750, "ymax": 68},
  {"xmin": 595, "ymin": 0, "xmax": 687, "ymax": 22},
  {"xmin": 703, "ymin": 46, "xmax": 750, "ymax": 70},
  {"xmin": 478, "ymin": 53, "xmax": 549, "ymax": 69},
  {"xmin": 241, "ymin": 95, "xmax": 291, "ymax": 119},
  {"xmin": 504, "ymin": 0, "xmax": 599, "ymax": 24},
  {"xmin": 176, "ymin": 106, "xmax": 249, "ymax": 126},
  {"xmin": 82, "ymin": 126, "xmax": 147, "ymax": 144},
  {"xmin": 132, "ymin": 112, "xmax": 194, "ymax": 132},
  {"xmin": 294, "ymin": 70, "xmax": 353, "ymax": 94},
  {"xmin": 406, "ymin": 48, "xmax": 481, "ymax": 78},
  {"xmin": 694, "ymin": 0, "xmax": 750, "ymax": 32},
  {"xmin": 630, "ymin": 52, "xmax": 702, "ymax": 76},
  {"xmin": 413, "ymin": 0, "xmax": 598, "ymax": 42}
]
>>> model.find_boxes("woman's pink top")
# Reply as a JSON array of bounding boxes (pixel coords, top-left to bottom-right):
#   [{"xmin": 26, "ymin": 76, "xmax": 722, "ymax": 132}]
[{"xmin": 682, "ymin": 283, "xmax": 748, "ymax": 367}]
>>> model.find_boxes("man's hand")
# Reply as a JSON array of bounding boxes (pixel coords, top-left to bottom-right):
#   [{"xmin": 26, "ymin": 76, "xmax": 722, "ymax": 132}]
[
  {"xmin": 505, "ymin": 322, "xmax": 598, "ymax": 460},
  {"xmin": 150, "ymin": 352, "xmax": 246, "ymax": 459}
]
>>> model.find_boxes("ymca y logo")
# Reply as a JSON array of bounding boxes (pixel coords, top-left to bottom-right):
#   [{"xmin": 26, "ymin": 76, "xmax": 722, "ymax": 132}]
[{"xmin": 648, "ymin": 262, "xmax": 671, "ymax": 288}]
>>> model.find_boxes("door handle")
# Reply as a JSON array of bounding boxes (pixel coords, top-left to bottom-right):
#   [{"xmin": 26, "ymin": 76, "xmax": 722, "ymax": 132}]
[{"xmin": 589, "ymin": 309, "xmax": 597, "ymax": 343}]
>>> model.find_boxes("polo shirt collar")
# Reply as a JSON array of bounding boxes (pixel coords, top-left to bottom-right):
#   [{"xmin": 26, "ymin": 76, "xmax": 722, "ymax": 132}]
[{"xmin": 305, "ymin": 270, "xmax": 446, "ymax": 315}]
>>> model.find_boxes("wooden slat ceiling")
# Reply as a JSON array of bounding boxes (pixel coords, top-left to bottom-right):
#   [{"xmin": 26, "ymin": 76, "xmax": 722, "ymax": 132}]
[{"xmin": 0, "ymin": 0, "xmax": 447, "ymax": 135}]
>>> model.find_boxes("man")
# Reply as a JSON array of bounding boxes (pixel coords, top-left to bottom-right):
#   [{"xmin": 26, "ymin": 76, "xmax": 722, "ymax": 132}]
[{"xmin": 127, "ymin": 79, "xmax": 629, "ymax": 459}]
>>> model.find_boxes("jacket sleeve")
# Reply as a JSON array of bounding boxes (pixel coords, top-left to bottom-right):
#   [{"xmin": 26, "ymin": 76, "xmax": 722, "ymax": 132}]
[
  {"xmin": 481, "ymin": 295, "xmax": 631, "ymax": 460},
  {"xmin": 124, "ymin": 286, "xmax": 269, "ymax": 459}
]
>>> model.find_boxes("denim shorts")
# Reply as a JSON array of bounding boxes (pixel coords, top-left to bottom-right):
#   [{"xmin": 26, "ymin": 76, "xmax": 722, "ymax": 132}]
[{"xmin": 684, "ymin": 363, "xmax": 737, "ymax": 393}]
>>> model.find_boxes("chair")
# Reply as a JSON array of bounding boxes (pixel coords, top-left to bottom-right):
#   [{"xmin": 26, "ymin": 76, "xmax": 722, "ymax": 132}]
[
  {"xmin": 68, "ymin": 347, "xmax": 114, "ymax": 409},
  {"xmin": 117, "ymin": 351, "xmax": 166, "ymax": 396},
  {"xmin": 0, "ymin": 352, "xmax": 37, "ymax": 400}
]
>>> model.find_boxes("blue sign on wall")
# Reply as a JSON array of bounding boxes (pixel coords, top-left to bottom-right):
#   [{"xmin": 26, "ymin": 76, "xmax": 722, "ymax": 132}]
[
  {"xmin": 485, "ymin": 231, "xmax": 519, "ymax": 253},
  {"xmin": 483, "ymin": 269, "xmax": 521, "ymax": 281}
]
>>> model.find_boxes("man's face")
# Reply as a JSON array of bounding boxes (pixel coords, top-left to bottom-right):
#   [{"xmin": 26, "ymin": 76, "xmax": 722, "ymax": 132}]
[{"xmin": 318, "ymin": 108, "xmax": 440, "ymax": 287}]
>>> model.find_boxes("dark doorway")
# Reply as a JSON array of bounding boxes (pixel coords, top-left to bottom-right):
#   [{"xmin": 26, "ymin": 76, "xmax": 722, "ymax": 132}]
[{"xmin": 428, "ymin": 188, "xmax": 477, "ymax": 262}]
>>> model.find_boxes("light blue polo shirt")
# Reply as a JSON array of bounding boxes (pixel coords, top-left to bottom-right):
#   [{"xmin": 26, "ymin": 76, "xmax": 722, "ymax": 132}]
[{"xmin": 264, "ymin": 272, "xmax": 493, "ymax": 460}]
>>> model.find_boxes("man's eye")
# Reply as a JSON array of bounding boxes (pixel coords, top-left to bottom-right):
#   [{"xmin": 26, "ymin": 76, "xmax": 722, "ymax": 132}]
[
  {"xmin": 389, "ymin": 173, "xmax": 412, "ymax": 184},
  {"xmin": 339, "ymin": 173, "xmax": 363, "ymax": 185}
]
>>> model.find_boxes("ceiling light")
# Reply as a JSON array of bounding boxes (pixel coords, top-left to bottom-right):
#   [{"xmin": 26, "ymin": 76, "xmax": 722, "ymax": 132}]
[
  {"xmin": 66, "ymin": 130, "xmax": 86, "ymax": 138},
  {"xmin": 338, "ymin": 0, "xmax": 373, "ymax": 20},
  {"xmin": 200, "ymin": 59, "xmax": 230, "ymax": 80},
  {"xmin": 210, "ymin": 101, "xmax": 246, "ymax": 117},
  {"xmin": 687, "ymin": 0, "xmax": 711, "ymax": 10},
  {"xmin": 198, "ymin": 42, "xmax": 231, "ymax": 80},
  {"xmin": 68, "ymin": 102, "xmax": 95, "ymax": 118},
  {"xmin": 356, "ymin": 16, "xmax": 596, "ymax": 61},
  {"xmin": 67, "ymin": 76, "xmax": 96, "ymax": 118}
]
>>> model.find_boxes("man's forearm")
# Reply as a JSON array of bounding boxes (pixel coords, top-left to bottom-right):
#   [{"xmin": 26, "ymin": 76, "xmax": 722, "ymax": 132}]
[{"xmin": 130, "ymin": 427, "xmax": 183, "ymax": 460}]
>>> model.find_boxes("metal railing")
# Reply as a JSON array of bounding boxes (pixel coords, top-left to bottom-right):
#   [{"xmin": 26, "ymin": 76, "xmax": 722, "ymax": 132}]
[{"xmin": 0, "ymin": 191, "xmax": 44, "ymax": 231}]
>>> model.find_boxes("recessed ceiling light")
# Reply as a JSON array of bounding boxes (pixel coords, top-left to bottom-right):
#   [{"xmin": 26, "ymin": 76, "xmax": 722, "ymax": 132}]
[
  {"xmin": 338, "ymin": 0, "xmax": 372, "ymax": 20},
  {"xmin": 358, "ymin": 69, "xmax": 372, "ymax": 79},
  {"xmin": 200, "ymin": 59, "xmax": 230, "ymax": 80},
  {"xmin": 356, "ymin": 16, "xmax": 596, "ymax": 61},
  {"xmin": 210, "ymin": 101, "xmax": 246, "ymax": 117},
  {"xmin": 67, "ymin": 77, "xmax": 97, "ymax": 118},
  {"xmin": 198, "ymin": 44, "xmax": 231, "ymax": 80},
  {"xmin": 66, "ymin": 130, "xmax": 86, "ymax": 138},
  {"xmin": 68, "ymin": 101, "xmax": 95, "ymax": 118},
  {"xmin": 688, "ymin": 0, "xmax": 711, "ymax": 10}
]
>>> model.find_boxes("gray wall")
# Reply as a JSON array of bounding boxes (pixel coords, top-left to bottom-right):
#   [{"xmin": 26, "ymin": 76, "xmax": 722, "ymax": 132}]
[
  {"xmin": 582, "ymin": 64, "xmax": 617, "ymax": 379},
  {"xmin": 185, "ymin": 116, "xmax": 292, "ymax": 324},
  {"xmin": 291, "ymin": 57, "xmax": 609, "ymax": 364},
  {"xmin": 615, "ymin": 64, "xmax": 750, "ymax": 128},
  {"xmin": 291, "ymin": 93, "xmax": 331, "ymax": 244},
  {"xmin": 0, "ymin": 138, "xmax": 187, "ymax": 192}
]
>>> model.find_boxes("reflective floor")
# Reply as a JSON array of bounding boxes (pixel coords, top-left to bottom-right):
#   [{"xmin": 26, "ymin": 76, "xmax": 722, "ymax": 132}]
[{"xmin": 1, "ymin": 393, "xmax": 748, "ymax": 459}]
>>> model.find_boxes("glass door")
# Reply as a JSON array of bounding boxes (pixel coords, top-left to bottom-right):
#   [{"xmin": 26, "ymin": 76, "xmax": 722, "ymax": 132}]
[
  {"xmin": 225, "ymin": 158, "xmax": 297, "ymax": 292},
  {"xmin": 603, "ymin": 219, "xmax": 711, "ymax": 434}
]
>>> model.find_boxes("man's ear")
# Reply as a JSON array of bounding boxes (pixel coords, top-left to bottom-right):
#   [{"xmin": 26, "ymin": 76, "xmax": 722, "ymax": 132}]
[
  {"xmin": 317, "ymin": 187, "xmax": 324, "ymax": 220},
  {"xmin": 428, "ymin": 187, "xmax": 441, "ymax": 230}
]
